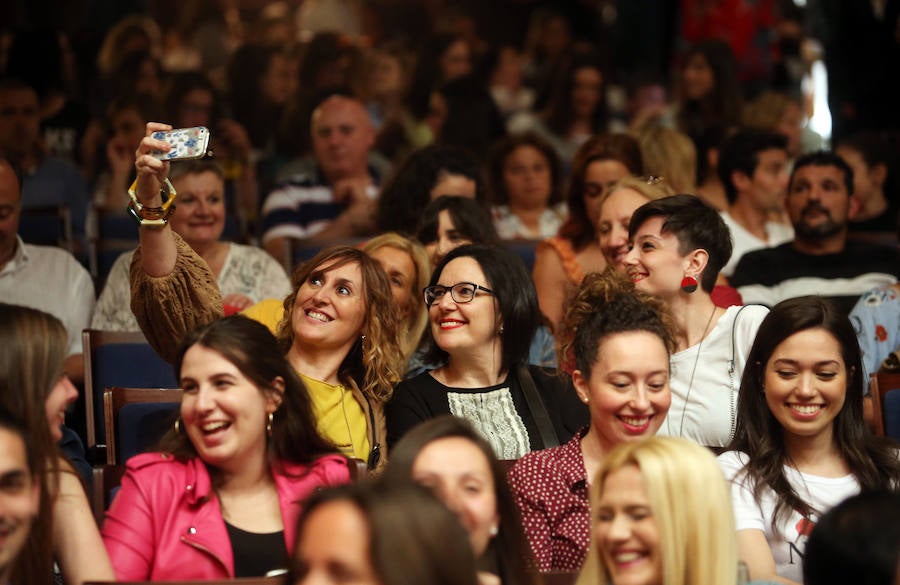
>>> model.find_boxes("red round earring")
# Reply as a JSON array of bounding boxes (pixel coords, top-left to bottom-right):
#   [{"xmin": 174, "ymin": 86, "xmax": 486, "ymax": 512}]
[{"xmin": 680, "ymin": 275, "xmax": 698, "ymax": 293}]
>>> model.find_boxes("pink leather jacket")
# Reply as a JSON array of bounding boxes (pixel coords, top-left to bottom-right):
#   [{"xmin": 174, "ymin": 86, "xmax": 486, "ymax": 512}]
[{"xmin": 102, "ymin": 452, "xmax": 350, "ymax": 580}]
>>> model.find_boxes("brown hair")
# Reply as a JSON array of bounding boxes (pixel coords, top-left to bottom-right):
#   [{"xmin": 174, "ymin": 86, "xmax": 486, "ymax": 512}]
[
  {"xmin": 279, "ymin": 246, "xmax": 404, "ymax": 402},
  {"xmin": 0, "ymin": 304, "xmax": 65, "ymax": 585},
  {"xmin": 559, "ymin": 133, "xmax": 643, "ymax": 249}
]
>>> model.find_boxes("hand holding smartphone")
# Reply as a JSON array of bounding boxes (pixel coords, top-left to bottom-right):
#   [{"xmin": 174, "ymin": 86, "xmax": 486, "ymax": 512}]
[{"xmin": 152, "ymin": 126, "xmax": 211, "ymax": 161}]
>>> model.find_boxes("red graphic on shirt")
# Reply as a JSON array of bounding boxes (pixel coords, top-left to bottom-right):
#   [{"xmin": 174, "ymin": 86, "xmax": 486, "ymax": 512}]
[
  {"xmin": 795, "ymin": 517, "xmax": 815, "ymax": 536},
  {"xmin": 877, "ymin": 325, "xmax": 888, "ymax": 342}
]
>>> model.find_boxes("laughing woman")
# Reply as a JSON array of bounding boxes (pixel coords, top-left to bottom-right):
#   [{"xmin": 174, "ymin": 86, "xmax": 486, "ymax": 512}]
[
  {"xmin": 103, "ymin": 316, "xmax": 350, "ymax": 580},
  {"xmin": 508, "ymin": 271, "xmax": 675, "ymax": 572},
  {"xmin": 718, "ymin": 296, "xmax": 900, "ymax": 585}
]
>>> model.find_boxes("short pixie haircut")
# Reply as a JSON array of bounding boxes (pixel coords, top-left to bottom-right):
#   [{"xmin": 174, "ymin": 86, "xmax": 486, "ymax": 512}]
[
  {"xmin": 628, "ymin": 194, "xmax": 733, "ymax": 293},
  {"xmin": 423, "ymin": 244, "xmax": 540, "ymax": 373}
]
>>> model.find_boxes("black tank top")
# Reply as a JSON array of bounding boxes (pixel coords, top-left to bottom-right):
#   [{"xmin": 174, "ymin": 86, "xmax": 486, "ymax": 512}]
[{"xmin": 225, "ymin": 521, "xmax": 287, "ymax": 578}]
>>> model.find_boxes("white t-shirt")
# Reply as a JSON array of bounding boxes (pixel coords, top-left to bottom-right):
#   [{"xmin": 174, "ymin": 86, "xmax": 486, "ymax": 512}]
[
  {"xmin": 657, "ymin": 304, "xmax": 769, "ymax": 447},
  {"xmin": 718, "ymin": 451, "xmax": 860, "ymax": 583},
  {"xmin": 720, "ymin": 211, "xmax": 794, "ymax": 277}
]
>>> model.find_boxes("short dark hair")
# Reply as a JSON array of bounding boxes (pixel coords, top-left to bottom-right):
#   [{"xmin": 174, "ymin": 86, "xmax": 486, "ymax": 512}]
[
  {"xmin": 486, "ymin": 132, "xmax": 563, "ymax": 206},
  {"xmin": 293, "ymin": 478, "xmax": 479, "ymax": 585},
  {"xmin": 628, "ymin": 194, "xmax": 733, "ymax": 292},
  {"xmin": 423, "ymin": 244, "xmax": 539, "ymax": 372},
  {"xmin": 804, "ymin": 490, "xmax": 900, "ymax": 585},
  {"xmin": 416, "ymin": 196, "xmax": 499, "ymax": 248},
  {"xmin": 790, "ymin": 151, "xmax": 854, "ymax": 196},
  {"xmin": 378, "ymin": 145, "xmax": 484, "ymax": 235},
  {"xmin": 384, "ymin": 415, "xmax": 536, "ymax": 585},
  {"xmin": 717, "ymin": 129, "xmax": 787, "ymax": 203}
]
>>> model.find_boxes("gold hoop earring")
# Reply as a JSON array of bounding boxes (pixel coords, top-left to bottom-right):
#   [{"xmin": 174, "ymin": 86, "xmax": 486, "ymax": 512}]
[
  {"xmin": 174, "ymin": 417, "xmax": 183, "ymax": 434},
  {"xmin": 267, "ymin": 412, "xmax": 274, "ymax": 437}
]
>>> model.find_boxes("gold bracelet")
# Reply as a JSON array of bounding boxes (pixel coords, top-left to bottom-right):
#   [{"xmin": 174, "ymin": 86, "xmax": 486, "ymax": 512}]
[{"xmin": 126, "ymin": 178, "xmax": 177, "ymax": 227}]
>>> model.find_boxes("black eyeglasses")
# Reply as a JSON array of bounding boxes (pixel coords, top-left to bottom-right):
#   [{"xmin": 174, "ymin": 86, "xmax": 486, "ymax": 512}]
[{"xmin": 423, "ymin": 282, "xmax": 494, "ymax": 307}]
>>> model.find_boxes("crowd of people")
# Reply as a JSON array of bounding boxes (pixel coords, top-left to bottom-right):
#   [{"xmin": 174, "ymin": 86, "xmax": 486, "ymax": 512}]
[{"xmin": 2, "ymin": 2, "xmax": 900, "ymax": 585}]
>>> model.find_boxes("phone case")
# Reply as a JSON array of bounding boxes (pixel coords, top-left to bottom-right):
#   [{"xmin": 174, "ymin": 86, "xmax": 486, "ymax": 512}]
[{"xmin": 152, "ymin": 126, "xmax": 211, "ymax": 161}]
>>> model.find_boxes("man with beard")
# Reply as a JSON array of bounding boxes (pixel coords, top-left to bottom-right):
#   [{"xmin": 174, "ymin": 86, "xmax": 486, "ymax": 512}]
[{"xmin": 730, "ymin": 151, "xmax": 899, "ymax": 315}]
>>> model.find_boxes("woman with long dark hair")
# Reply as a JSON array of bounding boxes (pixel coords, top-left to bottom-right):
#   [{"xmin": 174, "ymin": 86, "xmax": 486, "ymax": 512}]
[
  {"xmin": 103, "ymin": 316, "xmax": 349, "ymax": 580},
  {"xmin": 719, "ymin": 296, "xmax": 900, "ymax": 584}
]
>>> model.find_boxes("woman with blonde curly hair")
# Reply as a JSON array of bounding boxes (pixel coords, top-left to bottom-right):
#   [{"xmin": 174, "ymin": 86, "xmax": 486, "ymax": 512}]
[
  {"xmin": 508, "ymin": 270, "xmax": 674, "ymax": 572},
  {"xmin": 577, "ymin": 436, "xmax": 741, "ymax": 585},
  {"xmin": 362, "ymin": 232, "xmax": 431, "ymax": 366},
  {"xmin": 128, "ymin": 122, "xmax": 403, "ymax": 471}
]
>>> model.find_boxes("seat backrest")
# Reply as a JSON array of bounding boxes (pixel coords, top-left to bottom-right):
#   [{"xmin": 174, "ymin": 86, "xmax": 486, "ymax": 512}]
[
  {"xmin": 86, "ymin": 209, "xmax": 140, "ymax": 287},
  {"xmin": 19, "ymin": 204, "xmax": 73, "ymax": 253},
  {"xmin": 104, "ymin": 386, "xmax": 183, "ymax": 465},
  {"xmin": 83, "ymin": 330, "xmax": 177, "ymax": 448},
  {"xmin": 871, "ymin": 371, "xmax": 900, "ymax": 440}
]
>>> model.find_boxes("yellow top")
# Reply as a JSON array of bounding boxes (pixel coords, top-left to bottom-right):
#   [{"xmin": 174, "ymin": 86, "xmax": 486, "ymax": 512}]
[
  {"xmin": 241, "ymin": 298, "xmax": 285, "ymax": 334},
  {"xmin": 242, "ymin": 298, "xmax": 370, "ymax": 460},
  {"xmin": 299, "ymin": 373, "xmax": 370, "ymax": 460}
]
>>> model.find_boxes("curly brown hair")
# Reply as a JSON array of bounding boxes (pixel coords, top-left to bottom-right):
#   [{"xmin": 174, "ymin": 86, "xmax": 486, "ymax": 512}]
[
  {"xmin": 556, "ymin": 270, "xmax": 675, "ymax": 376},
  {"xmin": 278, "ymin": 246, "xmax": 404, "ymax": 402}
]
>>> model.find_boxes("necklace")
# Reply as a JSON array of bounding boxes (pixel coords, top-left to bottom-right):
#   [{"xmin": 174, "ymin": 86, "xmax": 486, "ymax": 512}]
[{"xmin": 667, "ymin": 305, "xmax": 718, "ymax": 438}]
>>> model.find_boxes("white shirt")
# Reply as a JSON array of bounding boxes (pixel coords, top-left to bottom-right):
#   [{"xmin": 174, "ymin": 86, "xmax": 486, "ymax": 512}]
[
  {"xmin": 720, "ymin": 211, "xmax": 794, "ymax": 277},
  {"xmin": 492, "ymin": 204, "xmax": 567, "ymax": 240},
  {"xmin": 718, "ymin": 451, "xmax": 860, "ymax": 583},
  {"xmin": 657, "ymin": 304, "xmax": 769, "ymax": 447},
  {"xmin": 91, "ymin": 243, "xmax": 291, "ymax": 332},
  {"xmin": 0, "ymin": 237, "xmax": 95, "ymax": 356}
]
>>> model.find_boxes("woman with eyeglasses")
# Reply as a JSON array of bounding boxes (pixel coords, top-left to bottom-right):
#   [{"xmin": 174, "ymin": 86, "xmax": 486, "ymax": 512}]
[
  {"xmin": 386, "ymin": 244, "xmax": 588, "ymax": 458},
  {"xmin": 532, "ymin": 133, "xmax": 643, "ymax": 329}
]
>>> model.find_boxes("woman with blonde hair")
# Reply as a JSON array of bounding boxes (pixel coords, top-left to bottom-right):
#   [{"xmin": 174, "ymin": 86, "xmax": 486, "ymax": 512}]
[
  {"xmin": 577, "ymin": 436, "xmax": 740, "ymax": 585},
  {"xmin": 595, "ymin": 176, "xmax": 674, "ymax": 272},
  {"xmin": 361, "ymin": 232, "xmax": 431, "ymax": 365},
  {"xmin": 634, "ymin": 125, "xmax": 697, "ymax": 195}
]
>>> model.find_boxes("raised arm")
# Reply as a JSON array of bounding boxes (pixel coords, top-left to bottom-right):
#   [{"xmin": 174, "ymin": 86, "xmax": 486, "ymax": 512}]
[{"xmin": 129, "ymin": 123, "xmax": 223, "ymax": 362}]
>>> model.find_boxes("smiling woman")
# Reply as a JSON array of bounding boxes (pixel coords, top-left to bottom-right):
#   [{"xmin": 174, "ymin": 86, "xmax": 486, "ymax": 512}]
[
  {"xmin": 718, "ymin": 296, "xmax": 900, "ymax": 584},
  {"xmin": 624, "ymin": 195, "xmax": 768, "ymax": 447},
  {"xmin": 102, "ymin": 316, "xmax": 350, "ymax": 580},
  {"xmin": 508, "ymin": 271, "xmax": 675, "ymax": 573},
  {"xmin": 127, "ymin": 122, "xmax": 404, "ymax": 471},
  {"xmin": 576, "ymin": 437, "xmax": 741, "ymax": 585},
  {"xmin": 385, "ymin": 244, "xmax": 587, "ymax": 458}
]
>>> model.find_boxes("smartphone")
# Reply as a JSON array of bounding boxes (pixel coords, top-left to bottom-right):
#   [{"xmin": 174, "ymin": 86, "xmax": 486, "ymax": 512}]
[{"xmin": 152, "ymin": 126, "xmax": 211, "ymax": 161}]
